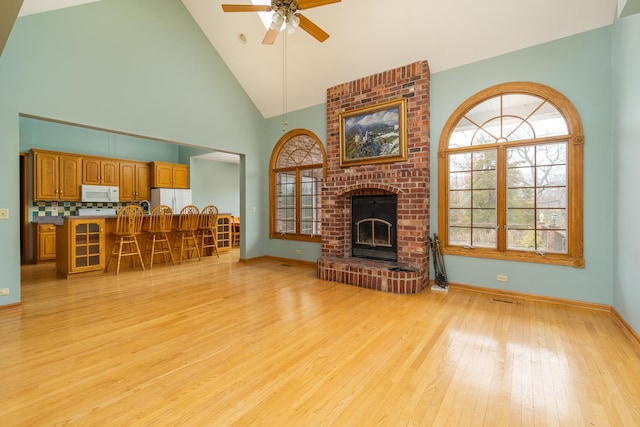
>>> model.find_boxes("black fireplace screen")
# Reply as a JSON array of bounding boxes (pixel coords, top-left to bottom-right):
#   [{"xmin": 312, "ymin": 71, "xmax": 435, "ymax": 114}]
[{"xmin": 351, "ymin": 195, "xmax": 397, "ymax": 261}]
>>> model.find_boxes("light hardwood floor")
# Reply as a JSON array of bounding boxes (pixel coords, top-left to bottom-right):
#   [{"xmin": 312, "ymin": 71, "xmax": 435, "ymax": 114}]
[{"xmin": 2, "ymin": 252, "xmax": 640, "ymax": 426}]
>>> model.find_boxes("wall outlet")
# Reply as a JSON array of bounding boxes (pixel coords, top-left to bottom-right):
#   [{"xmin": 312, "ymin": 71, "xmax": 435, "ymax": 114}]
[
  {"xmin": 0, "ymin": 209, "xmax": 8, "ymax": 220},
  {"xmin": 497, "ymin": 275, "xmax": 508, "ymax": 282},
  {"xmin": 0, "ymin": 288, "xmax": 9, "ymax": 296},
  {"xmin": 295, "ymin": 250, "xmax": 301, "ymax": 255}
]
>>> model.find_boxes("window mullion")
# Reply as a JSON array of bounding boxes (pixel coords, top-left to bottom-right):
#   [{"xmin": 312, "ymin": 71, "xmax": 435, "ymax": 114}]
[
  {"xmin": 295, "ymin": 168, "xmax": 301, "ymax": 235},
  {"xmin": 497, "ymin": 144, "xmax": 507, "ymax": 252}
]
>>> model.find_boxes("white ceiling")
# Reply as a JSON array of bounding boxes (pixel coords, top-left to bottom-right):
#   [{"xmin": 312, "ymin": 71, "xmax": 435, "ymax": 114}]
[
  {"xmin": 18, "ymin": 0, "xmax": 101, "ymax": 16},
  {"xmin": 194, "ymin": 151, "xmax": 241, "ymax": 163},
  {"xmin": 20, "ymin": 0, "xmax": 618, "ymax": 119}
]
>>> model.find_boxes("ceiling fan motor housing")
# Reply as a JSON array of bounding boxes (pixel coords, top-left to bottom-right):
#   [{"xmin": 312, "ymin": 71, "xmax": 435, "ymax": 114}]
[{"xmin": 272, "ymin": 0, "xmax": 300, "ymax": 17}]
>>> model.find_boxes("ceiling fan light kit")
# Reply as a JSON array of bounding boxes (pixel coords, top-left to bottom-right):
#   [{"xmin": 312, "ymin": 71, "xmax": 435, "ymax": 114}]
[
  {"xmin": 285, "ymin": 13, "xmax": 300, "ymax": 34},
  {"xmin": 270, "ymin": 12, "xmax": 284, "ymax": 30},
  {"xmin": 221, "ymin": 0, "xmax": 340, "ymax": 44}
]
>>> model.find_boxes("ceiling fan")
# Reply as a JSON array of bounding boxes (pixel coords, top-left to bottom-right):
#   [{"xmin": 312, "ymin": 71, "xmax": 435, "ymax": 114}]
[{"xmin": 221, "ymin": 0, "xmax": 341, "ymax": 44}]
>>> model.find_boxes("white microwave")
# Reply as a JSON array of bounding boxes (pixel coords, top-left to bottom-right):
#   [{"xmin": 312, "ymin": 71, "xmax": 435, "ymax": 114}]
[{"xmin": 81, "ymin": 185, "xmax": 119, "ymax": 203}]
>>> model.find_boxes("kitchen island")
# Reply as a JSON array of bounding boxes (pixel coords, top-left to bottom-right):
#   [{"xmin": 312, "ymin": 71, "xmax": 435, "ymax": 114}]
[{"xmin": 54, "ymin": 213, "xmax": 233, "ymax": 278}]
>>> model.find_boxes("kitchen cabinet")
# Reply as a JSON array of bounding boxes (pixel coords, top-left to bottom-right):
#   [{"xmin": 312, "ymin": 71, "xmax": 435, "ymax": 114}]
[
  {"xmin": 33, "ymin": 150, "xmax": 82, "ymax": 201},
  {"xmin": 119, "ymin": 161, "xmax": 150, "ymax": 201},
  {"xmin": 82, "ymin": 158, "xmax": 119, "ymax": 186},
  {"xmin": 150, "ymin": 161, "xmax": 189, "ymax": 189},
  {"xmin": 216, "ymin": 214, "xmax": 232, "ymax": 253},
  {"xmin": 35, "ymin": 223, "xmax": 57, "ymax": 262},
  {"xmin": 56, "ymin": 218, "xmax": 105, "ymax": 278}
]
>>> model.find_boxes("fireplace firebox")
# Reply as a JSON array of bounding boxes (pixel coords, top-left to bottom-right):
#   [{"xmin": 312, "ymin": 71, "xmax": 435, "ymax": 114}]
[{"xmin": 351, "ymin": 195, "xmax": 397, "ymax": 261}]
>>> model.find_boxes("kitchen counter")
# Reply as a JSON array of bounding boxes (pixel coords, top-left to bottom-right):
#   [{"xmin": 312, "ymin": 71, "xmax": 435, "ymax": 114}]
[
  {"xmin": 31, "ymin": 214, "xmax": 121, "ymax": 226},
  {"xmin": 32, "ymin": 216, "xmax": 65, "ymax": 226},
  {"xmin": 32, "ymin": 212, "xmax": 232, "ymax": 225}
]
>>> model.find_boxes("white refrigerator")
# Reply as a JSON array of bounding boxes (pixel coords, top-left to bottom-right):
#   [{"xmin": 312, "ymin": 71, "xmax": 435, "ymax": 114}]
[{"xmin": 150, "ymin": 188, "xmax": 192, "ymax": 214}]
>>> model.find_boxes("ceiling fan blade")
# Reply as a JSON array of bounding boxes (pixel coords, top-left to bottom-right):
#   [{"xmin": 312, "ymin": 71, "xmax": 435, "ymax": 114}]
[
  {"xmin": 297, "ymin": 13, "xmax": 330, "ymax": 42},
  {"xmin": 297, "ymin": 0, "xmax": 341, "ymax": 10},
  {"xmin": 262, "ymin": 28, "xmax": 279, "ymax": 45},
  {"xmin": 221, "ymin": 4, "xmax": 272, "ymax": 12}
]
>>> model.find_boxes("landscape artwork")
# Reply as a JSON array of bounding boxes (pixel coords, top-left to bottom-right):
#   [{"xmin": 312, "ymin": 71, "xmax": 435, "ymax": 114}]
[{"xmin": 340, "ymin": 99, "xmax": 407, "ymax": 166}]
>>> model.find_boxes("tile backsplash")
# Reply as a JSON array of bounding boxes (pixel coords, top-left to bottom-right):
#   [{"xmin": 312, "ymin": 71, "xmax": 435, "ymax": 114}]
[{"xmin": 32, "ymin": 201, "xmax": 142, "ymax": 218}]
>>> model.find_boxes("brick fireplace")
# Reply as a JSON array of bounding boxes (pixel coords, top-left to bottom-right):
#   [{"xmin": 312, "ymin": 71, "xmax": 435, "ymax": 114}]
[{"xmin": 317, "ymin": 61, "xmax": 430, "ymax": 294}]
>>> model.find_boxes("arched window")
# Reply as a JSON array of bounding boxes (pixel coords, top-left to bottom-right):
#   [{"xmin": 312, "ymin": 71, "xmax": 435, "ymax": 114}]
[
  {"xmin": 270, "ymin": 129, "xmax": 326, "ymax": 242},
  {"xmin": 438, "ymin": 82, "xmax": 584, "ymax": 267}
]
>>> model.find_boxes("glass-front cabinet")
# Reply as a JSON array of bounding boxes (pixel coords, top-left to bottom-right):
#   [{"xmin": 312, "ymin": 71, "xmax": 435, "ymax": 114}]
[
  {"xmin": 57, "ymin": 218, "xmax": 105, "ymax": 278},
  {"xmin": 72, "ymin": 220, "xmax": 103, "ymax": 269},
  {"xmin": 217, "ymin": 214, "xmax": 232, "ymax": 252}
]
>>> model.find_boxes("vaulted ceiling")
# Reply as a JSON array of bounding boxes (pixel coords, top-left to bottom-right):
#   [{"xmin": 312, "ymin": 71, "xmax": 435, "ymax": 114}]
[{"xmin": 18, "ymin": 0, "xmax": 618, "ymax": 118}]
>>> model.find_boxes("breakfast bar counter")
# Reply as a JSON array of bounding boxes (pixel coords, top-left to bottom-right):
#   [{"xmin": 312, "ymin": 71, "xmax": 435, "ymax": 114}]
[{"xmin": 55, "ymin": 213, "xmax": 233, "ymax": 278}]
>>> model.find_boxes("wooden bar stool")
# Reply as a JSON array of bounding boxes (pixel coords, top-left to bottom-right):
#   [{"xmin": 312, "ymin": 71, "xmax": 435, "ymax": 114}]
[
  {"xmin": 144, "ymin": 205, "xmax": 175, "ymax": 268},
  {"xmin": 174, "ymin": 205, "xmax": 201, "ymax": 263},
  {"xmin": 106, "ymin": 205, "xmax": 145, "ymax": 274},
  {"xmin": 232, "ymin": 216, "xmax": 240, "ymax": 247},
  {"xmin": 198, "ymin": 205, "xmax": 219, "ymax": 258}
]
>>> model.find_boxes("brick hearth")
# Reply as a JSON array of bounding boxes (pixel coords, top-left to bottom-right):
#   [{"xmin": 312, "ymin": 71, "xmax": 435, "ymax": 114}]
[{"xmin": 318, "ymin": 60, "xmax": 430, "ymax": 294}]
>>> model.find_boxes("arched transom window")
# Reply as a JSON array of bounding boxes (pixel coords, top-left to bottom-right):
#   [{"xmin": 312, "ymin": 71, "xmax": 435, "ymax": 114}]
[
  {"xmin": 270, "ymin": 129, "xmax": 326, "ymax": 242},
  {"xmin": 438, "ymin": 82, "xmax": 584, "ymax": 267}
]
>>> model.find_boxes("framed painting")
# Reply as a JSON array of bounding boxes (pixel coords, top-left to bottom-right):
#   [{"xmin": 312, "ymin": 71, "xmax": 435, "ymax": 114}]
[{"xmin": 339, "ymin": 98, "xmax": 407, "ymax": 167}]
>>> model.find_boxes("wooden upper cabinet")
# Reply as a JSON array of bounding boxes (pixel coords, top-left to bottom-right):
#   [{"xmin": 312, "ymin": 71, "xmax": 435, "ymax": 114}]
[
  {"xmin": 33, "ymin": 150, "xmax": 82, "ymax": 201},
  {"xmin": 34, "ymin": 151, "xmax": 59, "ymax": 200},
  {"xmin": 119, "ymin": 161, "xmax": 150, "ymax": 201},
  {"xmin": 33, "ymin": 149, "xmax": 185, "ymax": 202},
  {"xmin": 136, "ymin": 163, "xmax": 151, "ymax": 200},
  {"xmin": 119, "ymin": 162, "xmax": 135, "ymax": 201},
  {"xmin": 59, "ymin": 155, "xmax": 82, "ymax": 200},
  {"xmin": 151, "ymin": 162, "xmax": 173, "ymax": 188},
  {"xmin": 83, "ymin": 158, "xmax": 119, "ymax": 186},
  {"xmin": 172, "ymin": 164, "xmax": 189, "ymax": 189},
  {"xmin": 150, "ymin": 161, "xmax": 189, "ymax": 189}
]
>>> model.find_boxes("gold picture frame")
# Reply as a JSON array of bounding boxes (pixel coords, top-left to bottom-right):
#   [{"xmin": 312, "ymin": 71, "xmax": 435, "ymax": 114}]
[{"xmin": 339, "ymin": 98, "xmax": 408, "ymax": 167}]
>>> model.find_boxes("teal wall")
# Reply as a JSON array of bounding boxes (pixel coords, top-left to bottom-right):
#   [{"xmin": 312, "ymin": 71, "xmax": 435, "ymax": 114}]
[
  {"xmin": 612, "ymin": 13, "xmax": 640, "ymax": 335},
  {"xmin": 190, "ymin": 157, "xmax": 240, "ymax": 217},
  {"xmin": 19, "ymin": 117, "xmax": 180, "ymax": 163},
  {"xmin": 0, "ymin": 0, "xmax": 266, "ymax": 305}
]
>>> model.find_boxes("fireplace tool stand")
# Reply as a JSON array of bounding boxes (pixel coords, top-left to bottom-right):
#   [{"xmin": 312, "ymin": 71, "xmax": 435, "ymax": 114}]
[{"xmin": 429, "ymin": 233, "xmax": 449, "ymax": 293}]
